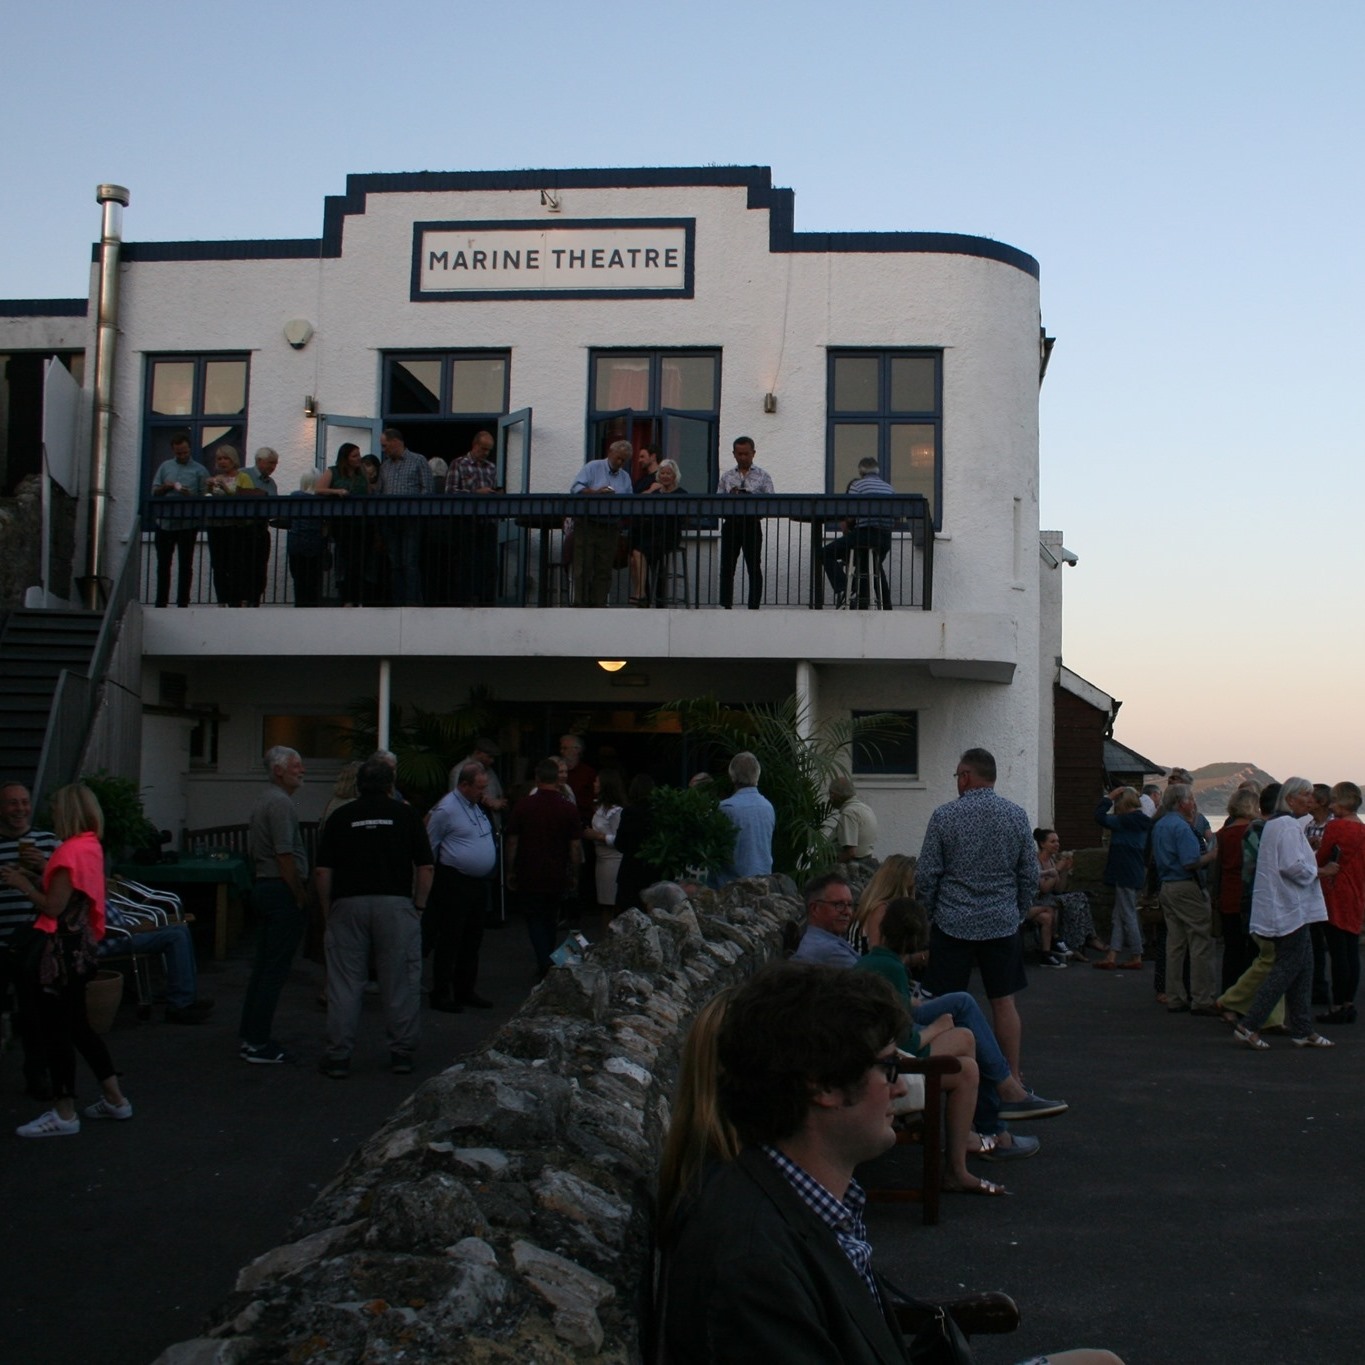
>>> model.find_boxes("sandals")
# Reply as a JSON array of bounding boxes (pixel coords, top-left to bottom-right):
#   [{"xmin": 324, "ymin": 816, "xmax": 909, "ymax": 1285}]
[
  {"xmin": 1118, "ymin": 958, "xmax": 1145, "ymax": 970},
  {"xmin": 1291, "ymin": 1033, "xmax": 1334, "ymax": 1048},
  {"xmin": 1092, "ymin": 959, "xmax": 1117, "ymax": 971},
  {"xmin": 1234, "ymin": 1023, "xmax": 1270, "ymax": 1050},
  {"xmin": 943, "ymin": 1177, "xmax": 1009, "ymax": 1197}
]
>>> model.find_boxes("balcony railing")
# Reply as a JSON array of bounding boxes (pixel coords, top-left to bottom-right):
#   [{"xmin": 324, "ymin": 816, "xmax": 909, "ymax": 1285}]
[{"xmin": 140, "ymin": 493, "xmax": 934, "ymax": 611}]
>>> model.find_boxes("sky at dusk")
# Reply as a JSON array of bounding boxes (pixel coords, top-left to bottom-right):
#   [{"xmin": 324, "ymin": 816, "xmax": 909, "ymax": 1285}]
[{"xmin": 3, "ymin": 1, "xmax": 1362, "ymax": 783}]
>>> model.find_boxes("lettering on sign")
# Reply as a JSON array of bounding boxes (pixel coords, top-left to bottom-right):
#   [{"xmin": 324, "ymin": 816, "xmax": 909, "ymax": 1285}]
[{"xmin": 412, "ymin": 219, "xmax": 694, "ymax": 300}]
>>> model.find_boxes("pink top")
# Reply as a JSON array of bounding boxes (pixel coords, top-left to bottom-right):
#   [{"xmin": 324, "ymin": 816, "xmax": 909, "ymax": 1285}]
[{"xmin": 38, "ymin": 830, "xmax": 106, "ymax": 939}]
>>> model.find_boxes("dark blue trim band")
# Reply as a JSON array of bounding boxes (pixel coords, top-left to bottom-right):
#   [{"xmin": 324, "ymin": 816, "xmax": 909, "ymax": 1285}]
[
  {"xmin": 100, "ymin": 166, "xmax": 1037, "ymax": 280},
  {"xmin": 0, "ymin": 298, "xmax": 89, "ymax": 317}
]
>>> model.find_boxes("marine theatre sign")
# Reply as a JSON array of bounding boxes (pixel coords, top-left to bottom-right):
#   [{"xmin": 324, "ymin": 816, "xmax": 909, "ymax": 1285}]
[{"xmin": 412, "ymin": 219, "xmax": 694, "ymax": 300}]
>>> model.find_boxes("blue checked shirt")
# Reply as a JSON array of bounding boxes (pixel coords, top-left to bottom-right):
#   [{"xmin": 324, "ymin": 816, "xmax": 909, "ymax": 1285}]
[{"xmin": 761, "ymin": 1145, "xmax": 880, "ymax": 1306}]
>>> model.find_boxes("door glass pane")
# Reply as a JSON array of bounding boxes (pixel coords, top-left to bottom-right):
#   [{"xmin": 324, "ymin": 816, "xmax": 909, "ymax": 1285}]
[
  {"xmin": 832, "ymin": 356, "xmax": 879, "ymax": 412},
  {"xmin": 595, "ymin": 355, "xmax": 650, "ymax": 411},
  {"xmin": 201, "ymin": 425, "xmax": 245, "ymax": 463},
  {"xmin": 150, "ymin": 361, "xmax": 194, "ymax": 416},
  {"xmin": 661, "ymin": 414, "xmax": 713, "ymax": 494},
  {"xmin": 888, "ymin": 424, "xmax": 937, "ymax": 512},
  {"xmin": 499, "ymin": 413, "xmax": 528, "ymax": 494},
  {"xmin": 832, "ymin": 423, "xmax": 879, "ymax": 491},
  {"xmin": 389, "ymin": 358, "xmax": 442, "ymax": 413},
  {"xmin": 203, "ymin": 359, "xmax": 247, "ymax": 415},
  {"xmin": 450, "ymin": 358, "xmax": 507, "ymax": 414},
  {"xmin": 889, "ymin": 356, "xmax": 936, "ymax": 412},
  {"xmin": 661, "ymin": 355, "xmax": 715, "ymax": 411}
]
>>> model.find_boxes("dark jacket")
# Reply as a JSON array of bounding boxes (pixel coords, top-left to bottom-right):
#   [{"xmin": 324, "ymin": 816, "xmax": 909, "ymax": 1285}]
[
  {"xmin": 662, "ymin": 1147, "xmax": 909, "ymax": 1364},
  {"xmin": 1095, "ymin": 799, "xmax": 1152, "ymax": 888}
]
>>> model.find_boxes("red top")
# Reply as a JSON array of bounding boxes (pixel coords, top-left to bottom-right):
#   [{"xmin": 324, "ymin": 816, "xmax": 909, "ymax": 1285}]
[
  {"xmin": 38, "ymin": 830, "xmax": 106, "ymax": 938},
  {"xmin": 1215, "ymin": 821, "xmax": 1251, "ymax": 916},
  {"xmin": 1316, "ymin": 816, "xmax": 1365, "ymax": 935}
]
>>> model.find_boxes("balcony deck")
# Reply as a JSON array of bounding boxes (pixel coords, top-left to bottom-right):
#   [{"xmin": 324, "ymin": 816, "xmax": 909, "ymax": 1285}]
[{"xmin": 137, "ymin": 493, "xmax": 1017, "ymax": 679}]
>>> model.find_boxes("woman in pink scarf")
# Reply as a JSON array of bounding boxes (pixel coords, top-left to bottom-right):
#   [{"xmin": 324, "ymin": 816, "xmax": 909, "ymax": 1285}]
[{"xmin": 0, "ymin": 782, "xmax": 132, "ymax": 1137}]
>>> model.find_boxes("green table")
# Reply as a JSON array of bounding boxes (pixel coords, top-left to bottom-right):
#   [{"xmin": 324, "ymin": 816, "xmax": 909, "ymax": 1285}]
[{"xmin": 114, "ymin": 856, "xmax": 253, "ymax": 960}]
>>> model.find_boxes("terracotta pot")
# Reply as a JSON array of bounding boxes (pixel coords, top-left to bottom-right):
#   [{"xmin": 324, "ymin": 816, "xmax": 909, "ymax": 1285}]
[{"xmin": 85, "ymin": 969, "xmax": 124, "ymax": 1035}]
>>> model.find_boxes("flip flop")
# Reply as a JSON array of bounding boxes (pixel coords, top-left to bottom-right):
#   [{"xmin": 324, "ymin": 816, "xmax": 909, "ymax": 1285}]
[{"xmin": 943, "ymin": 1177, "xmax": 1009, "ymax": 1196}]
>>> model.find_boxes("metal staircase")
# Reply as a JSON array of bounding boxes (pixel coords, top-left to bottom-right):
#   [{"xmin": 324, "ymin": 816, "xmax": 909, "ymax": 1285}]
[{"xmin": 0, "ymin": 609, "xmax": 103, "ymax": 787}]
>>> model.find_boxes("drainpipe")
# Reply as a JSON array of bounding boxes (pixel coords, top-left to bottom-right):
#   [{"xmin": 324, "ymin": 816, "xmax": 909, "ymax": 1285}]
[{"xmin": 82, "ymin": 183, "xmax": 130, "ymax": 610}]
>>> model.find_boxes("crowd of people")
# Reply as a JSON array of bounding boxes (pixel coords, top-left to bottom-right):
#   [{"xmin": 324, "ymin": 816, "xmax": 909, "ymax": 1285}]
[
  {"xmin": 150, "ymin": 428, "xmax": 904, "ymax": 611},
  {"xmin": 6, "ymin": 735, "xmax": 1354, "ymax": 1359}
]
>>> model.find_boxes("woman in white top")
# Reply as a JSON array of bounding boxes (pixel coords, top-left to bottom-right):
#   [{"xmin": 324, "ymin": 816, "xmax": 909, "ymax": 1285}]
[
  {"xmin": 583, "ymin": 771, "xmax": 627, "ymax": 914},
  {"xmin": 1234, "ymin": 777, "xmax": 1334, "ymax": 1050}
]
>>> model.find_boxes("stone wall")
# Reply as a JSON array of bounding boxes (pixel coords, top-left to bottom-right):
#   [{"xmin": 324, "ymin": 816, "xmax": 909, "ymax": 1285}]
[{"xmin": 156, "ymin": 877, "xmax": 805, "ymax": 1365}]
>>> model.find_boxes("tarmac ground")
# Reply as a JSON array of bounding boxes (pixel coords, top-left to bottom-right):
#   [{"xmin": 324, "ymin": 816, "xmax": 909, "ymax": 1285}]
[{"xmin": 2, "ymin": 911, "xmax": 1361, "ymax": 1365}]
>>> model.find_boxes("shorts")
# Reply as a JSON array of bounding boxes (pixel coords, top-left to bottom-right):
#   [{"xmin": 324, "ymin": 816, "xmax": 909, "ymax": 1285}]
[{"xmin": 923, "ymin": 924, "xmax": 1028, "ymax": 1000}]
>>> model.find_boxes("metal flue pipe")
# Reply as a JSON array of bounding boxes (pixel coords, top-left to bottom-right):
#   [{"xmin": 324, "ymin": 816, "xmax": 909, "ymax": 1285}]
[{"xmin": 83, "ymin": 183, "xmax": 130, "ymax": 609}]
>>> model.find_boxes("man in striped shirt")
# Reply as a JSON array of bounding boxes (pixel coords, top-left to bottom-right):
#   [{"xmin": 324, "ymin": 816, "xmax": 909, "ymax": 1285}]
[
  {"xmin": 0, "ymin": 782, "xmax": 59, "ymax": 1097},
  {"xmin": 822, "ymin": 456, "xmax": 895, "ymax": 609}
]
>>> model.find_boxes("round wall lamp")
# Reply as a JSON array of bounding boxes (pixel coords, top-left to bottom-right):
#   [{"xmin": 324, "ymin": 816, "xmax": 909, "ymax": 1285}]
[{"xmin": 597, "ymin": 660, "xmax": 627, "ymax": 673}]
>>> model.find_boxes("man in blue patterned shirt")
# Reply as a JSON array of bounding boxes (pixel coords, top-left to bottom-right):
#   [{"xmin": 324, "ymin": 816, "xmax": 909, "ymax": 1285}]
[{"xmin": 918, "ymin": 747, "xmax": 1037, "ymax": 1092}]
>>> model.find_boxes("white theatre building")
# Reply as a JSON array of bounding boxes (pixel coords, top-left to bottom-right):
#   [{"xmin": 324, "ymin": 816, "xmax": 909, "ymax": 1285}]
[{"xmin": 0, "ymin": 165, "xmax": 1072, "ymax": 851}]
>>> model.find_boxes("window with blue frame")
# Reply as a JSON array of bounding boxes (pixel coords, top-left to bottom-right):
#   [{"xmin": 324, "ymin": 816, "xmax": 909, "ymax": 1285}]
[
  {"xmin": 142, "ymin": 354, "xmax": 249, "ymax": 491},
  {"xmin": 851, "ymin": 710, "xmax": 919, "ymax": 777},
  {"xmin": 827, "ymin": 350, "xmax": 941, "ymax": 525},
  {"xmin": 382, "ymin": 351, "xmax": 510, "ymax": 467},
  {"xmin": 587, "ymin": 349, "xmax": 720, "ymax": 493}
]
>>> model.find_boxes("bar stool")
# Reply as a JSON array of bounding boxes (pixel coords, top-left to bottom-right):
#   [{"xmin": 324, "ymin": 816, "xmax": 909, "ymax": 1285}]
[
  {"xmin": 839, "ymin": 543, "xmax": 888, "ymax": 610},
  {"xmin": 654, "ymin": 545, "xmax": 692, "ymax": 607}
]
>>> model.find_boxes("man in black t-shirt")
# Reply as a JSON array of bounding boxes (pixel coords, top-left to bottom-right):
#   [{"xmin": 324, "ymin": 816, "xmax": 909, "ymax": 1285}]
[{"xmin": 315, "ymin": 757, "xmax": 433, "ymax": 1077}]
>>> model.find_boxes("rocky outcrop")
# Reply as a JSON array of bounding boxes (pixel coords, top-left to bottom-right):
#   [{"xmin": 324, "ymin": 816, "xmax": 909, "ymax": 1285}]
[{"xmin": 157, "ymin": 877, "xmax": 803, "ymax": 1364}]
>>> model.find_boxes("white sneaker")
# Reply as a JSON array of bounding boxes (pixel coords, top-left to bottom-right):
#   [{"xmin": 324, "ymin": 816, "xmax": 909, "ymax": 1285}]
[
  {"xmin": 1053, "ymin": 939, "xmax": 1072, "ymax": 957},
  {"xmin": 17, "ymin": 1109, "xmax": 81, "ymax": 1138},
  {"xmin": 84, "ymin": 1096, "xmax": 133, "ymax": 1121}
]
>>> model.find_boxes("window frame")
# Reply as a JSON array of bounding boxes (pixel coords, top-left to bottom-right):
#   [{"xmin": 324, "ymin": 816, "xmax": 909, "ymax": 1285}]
[
  {"xmin": 850, "ymin": 709, "xmax": 920, "ymax": 778},
  {"xmin": 586, "ymin": 347, "xmax": 722, "ymax": 490},
  {"xmin": 826, "ymin": 348, "xmax": 943, "ymax": 528},
  {"xmin": 141, "ymin": 352, "xmax": 251, "ymax": 494},
  {"xmin": 381, "ymin": 349, "xmax": 512, "ymax": 422}
]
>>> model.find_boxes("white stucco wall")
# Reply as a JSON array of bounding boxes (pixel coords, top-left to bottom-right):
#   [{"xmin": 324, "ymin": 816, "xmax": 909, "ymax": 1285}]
[{"xmin": 11, "ymin": 169, "xmax": 1049, "ymax": 834}]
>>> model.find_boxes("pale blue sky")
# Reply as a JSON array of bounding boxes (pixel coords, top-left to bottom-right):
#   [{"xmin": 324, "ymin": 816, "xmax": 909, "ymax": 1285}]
[{"xmin": 4, "ymin": 0, "xmax": 1362, "ymax": 781}]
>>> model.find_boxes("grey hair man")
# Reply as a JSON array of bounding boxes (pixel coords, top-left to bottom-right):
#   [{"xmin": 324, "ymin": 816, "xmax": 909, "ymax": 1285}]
[
  {"xmin": 424, "ymin": 759, "xmax": 497, "ymax": 1013},
  {"xmin": 569, "ymin": 438, "xmax": 634, "ymax": 606},
  {"xmin": 239, "ymin": 746, "xmax": 308, "ymax": 1063},
  {"xmin": 1150, "ymin": 782, "xmax": 1219, "ymax": 1014},
  {"xmin": 717, "ymin": 751, "xmax": 776, "ymax": 886}
]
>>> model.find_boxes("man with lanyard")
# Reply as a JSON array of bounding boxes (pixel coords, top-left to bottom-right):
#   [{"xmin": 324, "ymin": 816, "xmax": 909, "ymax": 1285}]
[
  {"xmin": 316, "ymin": 756, "xmax": 433, "ymax": 1077},
  {"xmin": 717, "ymin": 436, "xmax": 775, "ymax": 610},
  {"xmin": 239, "ymin": 746, "xmax": 309, "ymax": 1064},
  {"xmin": 0, "ymin": 782, "xmax": 59, "ymax": 1097},
  {"xmin": 424, "ymin": 760, "xmax": 497, "ymax": 1012},
  {"xmin": 446, "ymin": 430, "xmax": 502, "ymax": 605},
  {"xmin": 149, "ymin": 429, "xmax": 211, "ymax": 607},
  {"xmin": 569, "ymin": 438, "xmax": 633, "ymax": 607}
]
